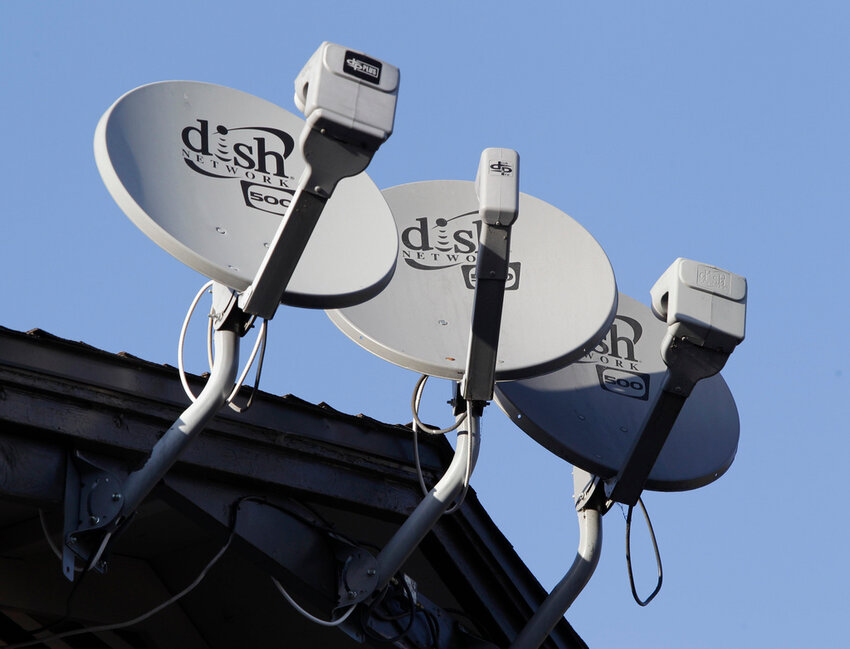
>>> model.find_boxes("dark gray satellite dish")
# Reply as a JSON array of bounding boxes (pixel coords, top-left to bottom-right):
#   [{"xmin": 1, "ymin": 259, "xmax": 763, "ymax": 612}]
[
  {"xmin": 94, "ymin": 80, "xmax": 398, "ymax": 308},
  {"xmin": 495, "ymin": 292, "xmax": 739, "ymax": 491},
  {"xmin": 327, "ymin": 180, "xmax": 618, "ymax": 381}
]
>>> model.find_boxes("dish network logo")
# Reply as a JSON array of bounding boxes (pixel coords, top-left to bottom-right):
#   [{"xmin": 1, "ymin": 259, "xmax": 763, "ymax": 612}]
[
  {"xmin": 579, "ymin": 314, "xmax": 652, "ymax": 400},
  {"xmin": 400, "ymin": 212, "xmax": 521, "ymax": 290},
  {"xmin": 181, "ymin": 119, "xmax": 298, "ymax": 216}
]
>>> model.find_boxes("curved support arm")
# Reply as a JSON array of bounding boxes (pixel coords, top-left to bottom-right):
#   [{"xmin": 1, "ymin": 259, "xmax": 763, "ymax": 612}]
[
  {"xmin": 510, "ymin": 472, "xmax": 604, "ymax": 649},
  {"xmin": 374, "ymin": 408, "xmax": 480, "ymax": 591},
  {"xmin": 121, "ymin": 326, "xmax": 240, "ymax": 517}
]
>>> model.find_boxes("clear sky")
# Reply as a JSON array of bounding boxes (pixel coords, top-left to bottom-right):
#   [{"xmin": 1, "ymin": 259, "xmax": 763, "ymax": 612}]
[{"xmin": 2, "ymin": 2, "xmax": 849, "ymax": 647}]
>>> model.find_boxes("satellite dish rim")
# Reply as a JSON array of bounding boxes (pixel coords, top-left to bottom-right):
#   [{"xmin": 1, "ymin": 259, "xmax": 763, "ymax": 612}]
[
  {"xmin": 493, "ymin": 291, "xmax": 740, "ymax": 492},
  {"xmin": 93, "ymin": 80, "xmax": 399, "ymax": 309},
  {"xmin": 494, "ymin": 383, "xmax": 739, "ymax": 491},
  {"xmin": 94, "ymin": 88, "xmax": 252, "ymax": 292}
]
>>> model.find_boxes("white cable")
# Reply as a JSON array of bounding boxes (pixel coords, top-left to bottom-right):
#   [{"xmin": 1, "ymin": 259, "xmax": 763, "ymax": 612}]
[
  {"xmin": 271, "ymin": 577, "xmax": 356, "ymax": 627},
  {"xmin": 87, "ymin": 531, "xmax": 113, "ymax": 569},
  {"xmin": 206, "ymin": 305, "xmax": 214, "ymax": 371},
  {"xmin": 177, "ymin": 280, "xmax": 268, "ymax": 413},
  {"xmin": 178, "ymin": 280, "xmax": 215, "ymax": 402},
  {"xmin": 227, "ymin": 319, "xmax": 268, "ymax": 413},
  {"xmin": 411, "ymin": 385, "xmax": 474, "ymax": 511},
  {"xmin": 410, "ymin": 374, "xmax": 467, "ymax": 435},
  {"xmin": 3, "ymin": 532, "xmax": 234, "ymax": 649},
  {"xmin": 444, "ymin": 401, "xmax": 473, "ymax": 515},
  {"xmin": 412, "ymin": 423, "xmax": 430, "ymax": 497}
]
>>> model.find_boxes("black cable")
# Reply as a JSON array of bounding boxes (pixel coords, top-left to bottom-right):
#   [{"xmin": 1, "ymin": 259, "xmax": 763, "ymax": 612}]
[
  {"xmin": 4, "ymin": 497, "xmax": 247, "ymax": 649},
  {"xmin": 25, "ymin": 519, "xmax": 110, "ymax": 639},
  {"xmin": 361, "ymin": 579, "xmax": 417, "ymax": 644},
  {"xmin": 422, "ymin": 608, "xmax": 440, "ymax": 649},
  {"xmin": 625, "ymin": 497, "xmax": 663, "ymax": 606}
]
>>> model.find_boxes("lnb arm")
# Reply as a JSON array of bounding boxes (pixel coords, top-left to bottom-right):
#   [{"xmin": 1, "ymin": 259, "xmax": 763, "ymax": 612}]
[
  {"xmin": 606, "ymin": 258, "xmax": 747, "ymax": 505},
  {"xmin": 241, "ymin": 43, "xmax": 399, "ymax": 319},
  {"xmin": 461, "ymin": 148, "xmax": 520, "ymax": 403}
]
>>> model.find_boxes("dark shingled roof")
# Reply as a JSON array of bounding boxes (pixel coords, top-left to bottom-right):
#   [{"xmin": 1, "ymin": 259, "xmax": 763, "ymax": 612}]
[{"xmin": 0, "ymin": 325, "xmax": 586, "ymax": 649}]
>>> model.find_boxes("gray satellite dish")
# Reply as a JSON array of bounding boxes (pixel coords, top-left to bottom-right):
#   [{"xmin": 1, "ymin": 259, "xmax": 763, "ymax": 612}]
[
  {"xmin": 94, "ymin": 80, "xmax": 398, "ymax": 308},
  {"xmin": 495, "ymin": 292, "xmax": 739, "ymax": 491},
  {"xmin": 327, "ymin": 180, "xmax": 618, "ymax": 381}
]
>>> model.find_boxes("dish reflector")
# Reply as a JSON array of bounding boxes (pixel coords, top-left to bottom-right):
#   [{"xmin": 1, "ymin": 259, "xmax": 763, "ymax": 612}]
[
  {"xmin": 495, "ymin": 293, "xmax": 739, "ymax": 491},
  {"xmin": 94, "ymin": 81, "xmax": 398, "ymax": 308},
  {"xmin": 327, "ymin": 180, "xmax": 617, "ymax": 381}
]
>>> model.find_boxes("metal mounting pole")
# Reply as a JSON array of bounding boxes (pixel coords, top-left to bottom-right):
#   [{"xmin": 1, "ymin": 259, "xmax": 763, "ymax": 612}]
[
  {"xmin": 374, "ymin": 407, "xmax": 480, "ymax": 592},
  {"xmin": 510, "ymin": 468, "xmax": 604, "ymax": 649},
  {"xmin": 120, "ymin": 311, "xmax": 240, "ymax": 517},
  {"xmin": 365, "ymin": 148, "xmax": 516, "ymax": 596}
]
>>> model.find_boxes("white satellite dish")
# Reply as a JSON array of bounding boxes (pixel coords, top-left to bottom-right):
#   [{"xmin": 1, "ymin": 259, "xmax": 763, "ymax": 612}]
[
  {"xmin": 94, "ymin": 80, "xmax": 398, "ymax": 308},
  {"xmin": 327, "ymin": 180, "xmax": 618, "ymax": 381},
  {"xmin": 495, "ymin": 292, "xmax": 739, "ymax": 491},
  {"xmin": 73, "ymin": 47, "xmax": 402, "ymax": 580}
]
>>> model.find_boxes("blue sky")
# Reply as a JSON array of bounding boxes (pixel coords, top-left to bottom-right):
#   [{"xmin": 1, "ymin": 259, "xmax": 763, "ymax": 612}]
[{"xmin": 2, "ymin": 2, "xmax": 849, "ymax": 647}]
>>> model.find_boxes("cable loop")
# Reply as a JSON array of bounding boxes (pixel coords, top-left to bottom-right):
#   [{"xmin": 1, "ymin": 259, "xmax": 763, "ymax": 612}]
[
  {"xmin": 410, "ymin": 375, "xmax": 470, "ymax": 499},
  {"xmin": 625, "ymin": 497, "xmax": 663, "ymax": 606},
  {"xmin": 410, "ymin": 374, "xmax": 467, "ymax": 435},
  {"xmin": 227, "ymin": 318, "xmax": 268, "ymax": 413},
  {"xmin": 177, "ymin": 280, "xmax": 268, "ymax": 413},
  {"xmin": 178, "ymin": 280, "xmax": 215, "ymax": 402}
]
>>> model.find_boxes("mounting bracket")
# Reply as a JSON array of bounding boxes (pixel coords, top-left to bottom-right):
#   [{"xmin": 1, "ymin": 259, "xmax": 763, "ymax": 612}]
[{"xmin": 62, "ymin": 451, "xmax": 124, "ymax": 580}]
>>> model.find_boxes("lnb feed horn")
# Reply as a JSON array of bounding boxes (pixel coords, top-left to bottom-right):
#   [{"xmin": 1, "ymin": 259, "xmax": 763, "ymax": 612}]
[
  {"xmin": 650, "ymin": 257, "xmax": 747, "ymax": 353},
  {"xmin": 294, "ymin": 41, "xmax": 399, "ymax": 152}
]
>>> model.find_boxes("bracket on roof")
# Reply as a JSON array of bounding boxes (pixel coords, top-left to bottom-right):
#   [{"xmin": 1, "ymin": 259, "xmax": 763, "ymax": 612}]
[{"xmin": 62, "ymin": 451, "xmax": 124, "ymax": 578}]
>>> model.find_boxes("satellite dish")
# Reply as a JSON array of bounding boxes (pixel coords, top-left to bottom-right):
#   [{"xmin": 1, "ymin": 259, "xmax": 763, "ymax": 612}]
[
  {"xmin": 327, "ymin": 180, "xmax": 618, "ymax": 381},
  {"xmin": 94, "ymin": 81, "xmax": 398, "ymax": 308},
  {"xmin": 495, "ymin": 292, "xmax": 739, "ymax": 491}
]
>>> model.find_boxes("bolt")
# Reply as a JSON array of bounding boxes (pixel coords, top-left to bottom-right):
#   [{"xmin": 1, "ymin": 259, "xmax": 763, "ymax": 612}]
[
  {"xmin": 367, "ymin": 569, "xmax": 376, "ymax": 577},
  {"xmin": 68, "ymin": 535, "xmax": 77, "ymax": 545},
  {"xmin": 90, "ymin": 515, "xmax": 100, "ymax": 525},
  {"xmin": 347, "ymin": 590, "xmax": 357, "ymax": 600},
  {"xmin": 112, "ymin": 492, "xmax": 122, "ymax": 502}
]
